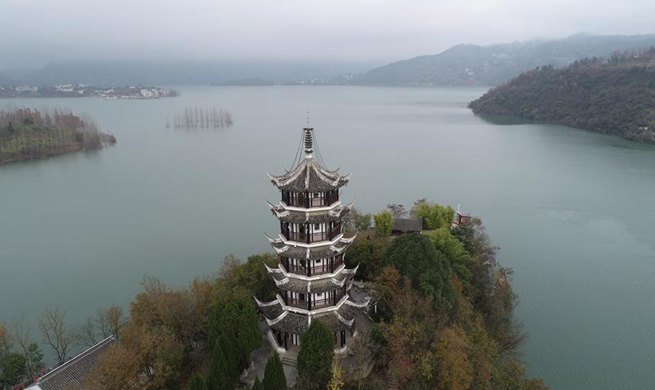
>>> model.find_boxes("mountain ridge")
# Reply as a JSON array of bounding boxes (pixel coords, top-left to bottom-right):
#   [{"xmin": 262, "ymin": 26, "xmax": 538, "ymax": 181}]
[{"xmin": 352, "ymin": 34, "xmax": 655, "ymax": 86}]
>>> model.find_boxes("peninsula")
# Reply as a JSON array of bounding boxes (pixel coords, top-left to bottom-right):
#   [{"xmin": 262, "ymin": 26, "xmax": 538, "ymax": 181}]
[
  {"xmin": 468, "ymin": 49, "xmax": 655, "ymax": 143},
  {"xmin": 0, "ymin": 108, "xmax": 116, "ymax": 165}
]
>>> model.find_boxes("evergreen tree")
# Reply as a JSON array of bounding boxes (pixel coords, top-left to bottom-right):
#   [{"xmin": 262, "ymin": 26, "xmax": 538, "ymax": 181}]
[
  {"xmin": 251, "ymin": 376, "xmax": 264, "ymax": 390},
  {"xmin": 188, "ymin": 372, "xmax": 207, "ymax": 390},
  {"xmin": 262, "ymin": 352, "xmax": 286, "ymax": 390},
  {"xmin": 206, "ymin": 341, "xmax": 235, "ymax": 390},
  {"xmin": 297, "ymin": 321, "xmax": 334, "ymax": 389}
]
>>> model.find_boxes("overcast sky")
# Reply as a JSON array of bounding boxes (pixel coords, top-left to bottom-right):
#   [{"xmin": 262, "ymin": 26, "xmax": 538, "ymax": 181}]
[{"xmin": 1, "ymin": 0, "xmax": 654, "ymax": 68}]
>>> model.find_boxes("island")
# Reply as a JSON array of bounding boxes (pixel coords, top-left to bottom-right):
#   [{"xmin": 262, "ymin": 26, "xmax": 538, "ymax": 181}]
[
  {"xmin": 0, "ymin": 84, "xmax": 177, "ymax": 99},
  {"xmin": 468, "ymin": 48, "xmax": 655, "ymax": 143},
  {"xmin": 0, "ymin": 108, "xmax": 116, "ymax": 165}
]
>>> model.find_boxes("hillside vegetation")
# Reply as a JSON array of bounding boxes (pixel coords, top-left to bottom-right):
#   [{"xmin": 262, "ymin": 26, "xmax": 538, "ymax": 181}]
[
  {"xmin": 468, "ymin": 49, "xmax": 655, "ymax": 143},
  {"xmin": 353, "ymin": 34, "xmax": 655, "ymax": 86},
  {"xmin": 0, "ymin": 108, "xmax": 116, "ymax": 164}
]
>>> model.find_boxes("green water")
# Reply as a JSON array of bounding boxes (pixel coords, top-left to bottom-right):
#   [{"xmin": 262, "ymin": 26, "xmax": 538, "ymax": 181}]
[{"xmin": 1, "ymin": 86, "xmax": 654, "ymax": 389}]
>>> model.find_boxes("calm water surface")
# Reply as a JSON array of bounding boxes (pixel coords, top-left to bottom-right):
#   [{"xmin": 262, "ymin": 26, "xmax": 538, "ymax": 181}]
[{"xmin": 1, "ymin": 86, "xmax": 655, "ymax": 389}]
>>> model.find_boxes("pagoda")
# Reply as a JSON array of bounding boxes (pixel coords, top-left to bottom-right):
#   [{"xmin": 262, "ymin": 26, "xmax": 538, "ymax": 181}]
[{"xmin": 256, "ymin": 126, "xmax": 369, "ymax": 351}]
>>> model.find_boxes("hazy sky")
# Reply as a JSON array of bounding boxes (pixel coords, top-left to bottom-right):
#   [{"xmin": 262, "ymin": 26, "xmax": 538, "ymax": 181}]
[{"xmin": 1, "ymin": 0, "xmax": 654, "ymax": 67}]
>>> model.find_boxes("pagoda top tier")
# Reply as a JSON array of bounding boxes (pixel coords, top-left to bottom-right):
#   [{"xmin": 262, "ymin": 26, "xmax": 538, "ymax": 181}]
[{"xmin": 268, "ymin": 127, "xmax": 351, "ymax": 193}]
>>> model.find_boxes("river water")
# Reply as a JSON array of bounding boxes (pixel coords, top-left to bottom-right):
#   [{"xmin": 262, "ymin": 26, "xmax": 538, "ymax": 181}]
[{"xmin": 1, "ymin": 86, "xmax": 654, "ymax": 389}]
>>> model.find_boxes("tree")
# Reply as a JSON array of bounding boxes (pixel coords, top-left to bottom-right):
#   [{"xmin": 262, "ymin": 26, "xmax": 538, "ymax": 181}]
[
  {"xmin": 86, "ymin": 323, "xmax": 184, "ymax": 390},
  {"xmin": 343, "ymin": 208, "xmax": 372, "ymax": 232},
  {"xmin": 38, "ymin": 305, "xmax": 75, "ymax": 365},
  {"xmin": 411, "ymin": 199, "xmax": 454, "ymax": 230},
  {"xmin": 0, "ymin": 321, "xmax": 10, "ymax": 371},
  {"xmin": 343, "ymin": 234, "xmax": 390, "ymax": 282},
  {"xmin": 262, "ymin": 352, "xmax": 286, "ymax": 390},
  {"xmin": 383, "ymin": 234, "xmax": 455, "ymax": 310},
  {"xmin": 386, "ymin": 203, "xmax": 407, "ymax": 219},
  {"xmin": 423, "ymin": 227, "xmax": 472, "ymax": 284},
  {"xmin": 0, "ymin": 352, "xmax": 26, "ymax": 387},
  {"xmin": 373, "ymin": 210, "xmax": 393, "ymax": 237},
  {"xmin": 435, "ymin": 327, "xmax": 473, "ymax": 390},
  {"xmin": 251, "ymin": 376, "xmax": 264, "ymax": 390},
  {"xmin": 25, "ymin": 343, "xmax": 44, "ymax": 379},
  {"xmin": 206, "ymin": 338, "xmax": 236, "ymax": 390},
  {"xmin": 13, "ymin": 319, "xmax": 45, "ymax": 381},
  {"xmin": 188, "ymin": 372, "xmax": 207, "ymax": 390},
  {"xmin": 327, "ymin": 357, "xmax": 344, "ymax": 390},
  {"xmin": 297, "ymin": 321, "xmax": 335, "ymax": 389}
]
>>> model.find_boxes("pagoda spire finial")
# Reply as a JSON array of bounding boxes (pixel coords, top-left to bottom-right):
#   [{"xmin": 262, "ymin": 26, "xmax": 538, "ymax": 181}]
[{"xmin": 304, "ymin": 116, "xmax": 313, "ymax": 158}]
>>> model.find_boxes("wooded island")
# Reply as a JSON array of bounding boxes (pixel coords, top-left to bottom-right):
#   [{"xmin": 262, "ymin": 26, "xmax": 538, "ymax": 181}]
[
  {"xmin": 0, "ymin": 108, "xmax": 116, "ymax": 165},
  {"xmin": 469, "ymin": 49, "xmax": 655, "ymax": 143}
]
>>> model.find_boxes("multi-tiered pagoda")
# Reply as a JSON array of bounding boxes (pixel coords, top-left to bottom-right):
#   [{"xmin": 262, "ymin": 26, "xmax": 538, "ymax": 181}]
[{"xmin": 256, "ymin": 126, "xmax": 369, "ymax": 351}]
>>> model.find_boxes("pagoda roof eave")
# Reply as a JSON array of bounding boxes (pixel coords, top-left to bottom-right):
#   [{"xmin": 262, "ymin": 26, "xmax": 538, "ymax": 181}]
[{"xmin": 269, "ymin": 158, "xmax": 351, "ymax": 192}]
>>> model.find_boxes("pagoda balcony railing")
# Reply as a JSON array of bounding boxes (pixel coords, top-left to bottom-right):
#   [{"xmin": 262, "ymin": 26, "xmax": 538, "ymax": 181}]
[
  {"xmin": 282, "ymin": 191, "xmax": 339, "ymax": 208},
  {"xmin": 283, "ymin": 255, "xmax": 344, "ymax": 276},
  {"xmin": 283, "ymin": 290, "xmax": 347, "ymax": 310},
  {"xmin": 285, "ymin": 263, "xmax": 307, "ymax": 275},
  {"xmin": 312, "ymin": 291, "xmax": 346, "ymax": 309},
  {"xmin": 284, "ymin": 296, "xmax": 308, "ymax": 309},
  {"xmin": 311, "ymin": 263, "xmax": 330, "ymax": 275},
  {"xmin": 282, "ymin": 228, "xmax": 341, "ymax": 244}
]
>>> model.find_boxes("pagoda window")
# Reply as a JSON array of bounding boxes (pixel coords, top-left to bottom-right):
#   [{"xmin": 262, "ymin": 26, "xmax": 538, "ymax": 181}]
[
  {"xmin": 326, "ymin": 189, "xmax": 339, "ymax": 205},
  {"xmin": 310, "ymin": 192, "xmax": 325, "ymax": 207}
]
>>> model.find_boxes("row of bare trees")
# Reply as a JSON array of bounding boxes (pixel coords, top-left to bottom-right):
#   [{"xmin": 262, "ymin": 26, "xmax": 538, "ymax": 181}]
[{"xmin": 167, "ymin": 106, "xmax": 233, "ymax": 129}]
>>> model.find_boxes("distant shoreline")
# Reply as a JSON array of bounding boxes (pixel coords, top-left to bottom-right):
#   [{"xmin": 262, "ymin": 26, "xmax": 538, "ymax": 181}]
[{"xmin": 0, "ymin": 85, "xmax": 178, "ymax": 99}]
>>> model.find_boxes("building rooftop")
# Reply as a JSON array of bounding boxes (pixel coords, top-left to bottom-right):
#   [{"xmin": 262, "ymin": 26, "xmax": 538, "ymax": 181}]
[
  {"xmin": 391, "ymin": 218, "xmax": 422, "ymax": 233},
  {"xmin": 269, "ymin": 202, "xmax": 353, "ymax": 224},
  {"xmin": 26, "ymin": 336, "xmax": 116, "ymax": 390},
  {"xmin": 268, "ymin": 235, "xmax": 355, "ymax": 260},
  {"xmin": 268, "ymin": 157, "xmax": 351, "ymax": 192},
  {"xmin": 257, "ymin": 296, "xmax": 370, "ymax": 334}
]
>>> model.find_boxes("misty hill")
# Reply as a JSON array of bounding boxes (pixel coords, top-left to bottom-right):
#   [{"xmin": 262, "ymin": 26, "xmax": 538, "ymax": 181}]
[
  {"xmin": 2, "ymin": 60, "xmax": 373, "ymax": 87},
  {"xmin": 468, "ymin": 49, "xmax": 655, "ymax": 143},
  {"xmin": 353, "ymin": 34, "xmax": 655, "ymax": 86},
  {"xmin": 0, "ymin": 72, "xmax": 14, "ymax": 86}
]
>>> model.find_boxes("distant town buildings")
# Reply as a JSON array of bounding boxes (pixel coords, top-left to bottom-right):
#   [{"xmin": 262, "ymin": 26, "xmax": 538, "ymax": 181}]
[{"xmin": 0, "ymin": 84, "xmax": 177, "ymax": 99}]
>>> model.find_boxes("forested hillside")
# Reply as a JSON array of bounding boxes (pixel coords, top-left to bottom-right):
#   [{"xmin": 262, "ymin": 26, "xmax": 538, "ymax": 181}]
[
  {"xmin": 469, "ymin": 49, "xmax": 655, "ymax": 143},
  {"xmin": 0, "ymin": 108, "xmax": 116, "ymax": 164},
  {"xmin": 353, "ymin": 34, "xmax": 655, "ymax": 86}
]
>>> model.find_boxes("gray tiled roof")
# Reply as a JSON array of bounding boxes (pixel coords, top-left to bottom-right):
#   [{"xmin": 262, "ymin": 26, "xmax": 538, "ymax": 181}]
[
  {"xmin": 257, "ymin": 299, "xmax": 285, "ymax": 321},
  {"xmin": 270, "ymin": 312, "xmax": 310, "ymax": 334},
  {"xmin": 391, "ymin": 218, "xmax": 422, "ymax": 232},
  {"xmin": 30, "ymin": 336, "xmax": 116, "ymax": 390},
  {"xmin": 314, "ymin": 312, "xmax": 350, "ymax": 332},
  {"xmin": 270, "ymin": 237, "xmax": 352, "ymax": 261},
  {"xmin": 274, "ymin": 204, "xmax": 352, "ymax": 224},
  {"xmin": 337, "ymin": 300, "xmax": 368, "ymax": 322},
  {"xmin": 269, "ymin": 157, "xmax": 350, "ymax": 192}
]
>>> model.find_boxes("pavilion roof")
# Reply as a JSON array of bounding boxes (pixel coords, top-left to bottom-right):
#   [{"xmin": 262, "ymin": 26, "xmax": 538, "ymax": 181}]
[
  {"xmin": 268, "ymin": 266, "xmax": 358, "ymax": 294},
  {"xmin": 268, "ymin": 157, "xmax": 350, "ymax": 192},
  {"xmin": 256, "ymin": 296, "xmax": 370, "ymax": 335},
  {"xmin": 268, "ymin": 235, "xmax": 355, "ymax": 260}
]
